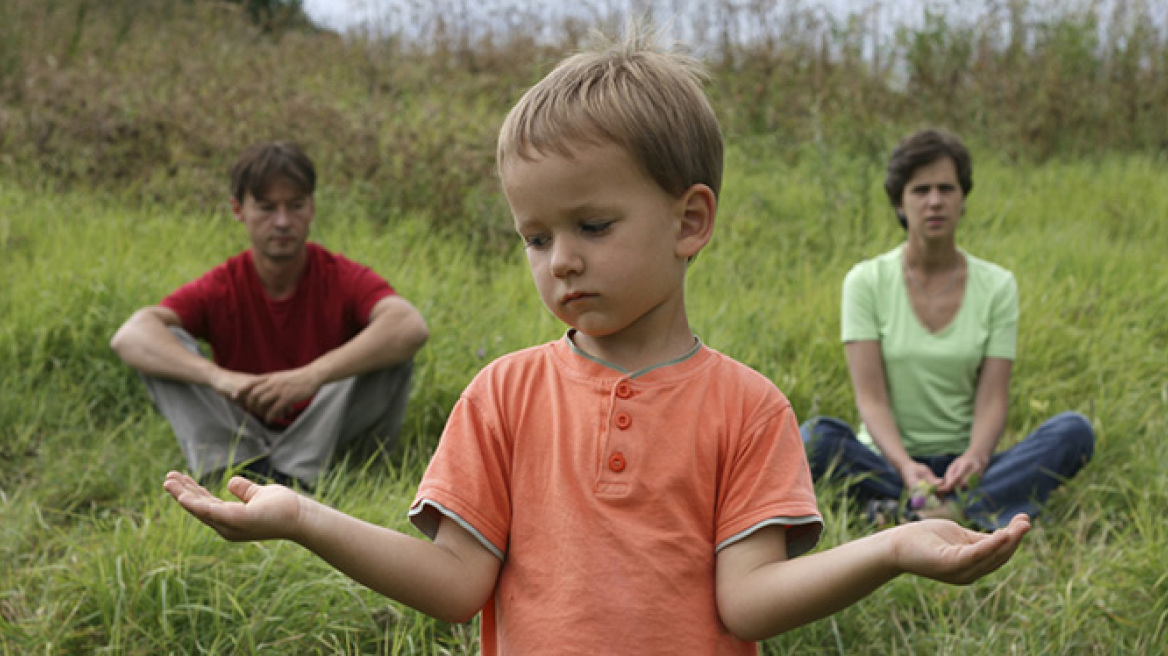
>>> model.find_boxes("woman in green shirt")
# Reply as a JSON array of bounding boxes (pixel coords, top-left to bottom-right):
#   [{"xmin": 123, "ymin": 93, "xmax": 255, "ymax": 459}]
[{"xmin": 802, "ymin": 129, "xmax": 1094, "ymax": 530}]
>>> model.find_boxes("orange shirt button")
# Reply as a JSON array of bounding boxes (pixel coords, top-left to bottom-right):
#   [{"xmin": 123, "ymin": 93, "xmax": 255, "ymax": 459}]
[
  {"xmin": 608, "ymin": 452, "xmax": 627, "ymax": 472},
  {"xmin": 615, "ymin": 412, "xmax": 632, "ymax": 430},
  {"xmin": 615, "ymin": 381, "xmax": 633, "ymax": 398}
]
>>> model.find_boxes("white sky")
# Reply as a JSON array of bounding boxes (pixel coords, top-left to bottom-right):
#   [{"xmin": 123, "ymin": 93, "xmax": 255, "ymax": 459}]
[
  {"xmin": 301, "ymin": 0, "xmax": 918, "ymax": 34},
  {"xmin": 301, "ymin": 0, "xmax": 361, "ymax": 32},
  {"xmin": 301, "ymin": 0, "xmax": 1166, "ymax": 48}
]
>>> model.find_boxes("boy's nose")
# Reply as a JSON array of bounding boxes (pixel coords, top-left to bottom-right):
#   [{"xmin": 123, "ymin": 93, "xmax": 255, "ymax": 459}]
[{"xmin": 550, "ymin": 240, "xmax": 583, "ymax": 278}]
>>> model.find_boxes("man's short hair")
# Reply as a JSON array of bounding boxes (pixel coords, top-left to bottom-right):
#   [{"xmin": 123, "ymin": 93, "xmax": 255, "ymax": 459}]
[
  {"xmin": 230, "ymin": 141, "xmax": 316, "ymax": 203},
  {"xmin": 497, "ymin": 25, "xmax": 723, "ymax": 199},
  {"xmin": 884, "ymin": 129, "xmax": 973, "ymax": 228}
]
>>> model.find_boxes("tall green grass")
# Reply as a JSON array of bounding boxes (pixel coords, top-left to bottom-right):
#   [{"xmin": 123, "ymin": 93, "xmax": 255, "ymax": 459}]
[
  {"xmin": 3, "ymin": 146, "xmax": 1166, "ymax": 653},
  {"xmin": 2, "ymin": 0, "xmax": 1167, "ymax": 652}
]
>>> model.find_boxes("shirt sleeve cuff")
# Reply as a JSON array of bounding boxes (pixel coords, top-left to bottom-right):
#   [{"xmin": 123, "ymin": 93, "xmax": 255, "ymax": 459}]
[
  {"xmin": 409, "ymin": 499, "xmax": 505, "ymax": 560},
  {"xmin": 717, "ymin": 515, "xmax": 824, "ymax": 558}
]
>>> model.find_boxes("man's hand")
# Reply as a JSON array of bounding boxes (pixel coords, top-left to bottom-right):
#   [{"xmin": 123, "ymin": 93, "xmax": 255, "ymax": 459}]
[
  {"xmin": 163, "ymin": 471, "xmax": 306, "ymax": 542},
  {"xmin": 234, "ymin": 368, "xmax": 324, "ymax": 424},
  {"xmin": 889, "ymin": 514, "xmax": 1030, "ymax": 585},
  {"xmin": 210, "ymin": 369, "xmax": 262, "ymax": 399}
]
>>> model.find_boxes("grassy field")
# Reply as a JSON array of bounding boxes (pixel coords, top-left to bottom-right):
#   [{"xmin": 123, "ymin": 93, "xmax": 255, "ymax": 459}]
[
  {"xmin": 2, "ymin": 144, "xmax": 1166, "ymax": 654},
  {"xmin": 3, "ymin": 0, "xmax": 1168, "ymax": 652}
]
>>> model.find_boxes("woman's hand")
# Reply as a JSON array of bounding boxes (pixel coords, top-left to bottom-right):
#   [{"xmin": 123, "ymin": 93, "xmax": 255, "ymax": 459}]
[
  {"xmin": 899, "ymin": 461, "xmax": 942, "ymax": 492},
  {"xmin": 939, "ymin": 452, "xmax": 989, "ymax": 494}
]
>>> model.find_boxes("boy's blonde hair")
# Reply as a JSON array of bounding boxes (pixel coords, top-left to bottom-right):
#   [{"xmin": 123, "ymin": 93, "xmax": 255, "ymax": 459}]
[{"xmin": 497, "ymin": 25, "xmax": 723, "ymax": 199}]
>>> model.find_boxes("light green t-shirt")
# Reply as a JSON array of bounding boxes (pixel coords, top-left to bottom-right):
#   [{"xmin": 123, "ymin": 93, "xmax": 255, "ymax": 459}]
[{"xmin": 841, "ymin": 245, "xmax": 1018, "ymax": 456}]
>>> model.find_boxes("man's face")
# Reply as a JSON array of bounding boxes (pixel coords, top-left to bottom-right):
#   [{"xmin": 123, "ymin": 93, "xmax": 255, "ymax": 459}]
[{"xmin": 231, "ymin": 177, "xmax": 314, "ymax": 263}]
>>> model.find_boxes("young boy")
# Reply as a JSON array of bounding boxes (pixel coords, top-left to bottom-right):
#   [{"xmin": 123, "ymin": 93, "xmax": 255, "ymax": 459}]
[{"xmin": 164, "ymin": 28, "xmax": 1031, "ymax": 654}]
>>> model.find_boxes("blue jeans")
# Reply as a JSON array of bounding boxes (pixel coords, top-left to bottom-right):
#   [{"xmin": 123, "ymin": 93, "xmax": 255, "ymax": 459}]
[{"xmin": 800, "ymin": 412, "xmax": 1095, "ymax": 530}]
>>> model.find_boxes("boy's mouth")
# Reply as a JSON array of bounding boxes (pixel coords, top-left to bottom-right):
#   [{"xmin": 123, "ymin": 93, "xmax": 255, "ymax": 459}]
[{"xmin": 561, "ymin": 291, "xmax": 594, "ymax": 305}]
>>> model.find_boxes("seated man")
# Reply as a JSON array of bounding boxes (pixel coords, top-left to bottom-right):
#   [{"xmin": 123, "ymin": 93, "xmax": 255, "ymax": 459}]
[{"xmin": 112, "ymin": 141, "xmax": 429, "ymax": 489}]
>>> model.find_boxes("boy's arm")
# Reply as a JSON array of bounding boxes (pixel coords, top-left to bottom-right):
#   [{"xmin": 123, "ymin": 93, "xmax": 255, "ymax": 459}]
[
  {"xmin": 715, "ymin": 515, "xmax": 1031, "ymax": 641},
  {"xmin": 163, "ymin": 472, "xmax": 499, "ymax": 623}
]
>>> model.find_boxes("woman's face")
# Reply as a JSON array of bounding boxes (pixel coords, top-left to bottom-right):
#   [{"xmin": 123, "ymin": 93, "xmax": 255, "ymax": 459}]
[{"xmin": 898, "ymin": 157, "xmax": 964, "ymax": 241}]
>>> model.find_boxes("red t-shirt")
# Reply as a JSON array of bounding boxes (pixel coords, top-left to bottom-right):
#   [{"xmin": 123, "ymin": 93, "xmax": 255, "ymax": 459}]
[{"xmin": 161, "ymin": 242, "xmax": 394, "ymax": 425}]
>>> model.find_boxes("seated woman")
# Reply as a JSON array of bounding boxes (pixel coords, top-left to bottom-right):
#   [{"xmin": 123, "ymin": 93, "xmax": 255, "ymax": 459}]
[{"xmin": 802, "ymin": 129, "xmax": 1095, "ymax": 530}]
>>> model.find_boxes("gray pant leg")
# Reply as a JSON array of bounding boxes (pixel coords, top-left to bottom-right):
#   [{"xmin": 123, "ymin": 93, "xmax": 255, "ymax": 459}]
[
  {"xmin": 140, "ymin": 328, "xmax": 272, "ymax": 477},
  {"xmin": 269, "ymin": 359, "xmax": 414, "ymax": 483}
]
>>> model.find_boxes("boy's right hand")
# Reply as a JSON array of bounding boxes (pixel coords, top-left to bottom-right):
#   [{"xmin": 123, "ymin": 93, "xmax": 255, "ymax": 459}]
[{"xmin": 163, "ymin": 471, "xmax": 304, "ymax": 542}]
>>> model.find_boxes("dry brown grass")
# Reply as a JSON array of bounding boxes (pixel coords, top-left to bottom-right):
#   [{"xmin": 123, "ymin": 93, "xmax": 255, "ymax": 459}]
[{"xmin": 1, "ymin": 0, "xmax": 1165, "ymax": 235}]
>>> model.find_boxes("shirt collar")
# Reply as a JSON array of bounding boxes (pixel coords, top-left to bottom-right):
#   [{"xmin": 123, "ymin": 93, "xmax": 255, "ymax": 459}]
[{"xmin": 562, "ymin": 329, "xmax": 703, "ymax": 379}]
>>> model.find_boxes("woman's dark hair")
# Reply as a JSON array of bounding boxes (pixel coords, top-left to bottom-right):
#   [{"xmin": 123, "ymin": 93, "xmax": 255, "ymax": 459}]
[
  {"xmin": 230, "ymin": 141, "xmax": 316, "ymax": 203},
  {"xmin": 884, "ymin": 129, "xmax": 973, "ymax": 229}
]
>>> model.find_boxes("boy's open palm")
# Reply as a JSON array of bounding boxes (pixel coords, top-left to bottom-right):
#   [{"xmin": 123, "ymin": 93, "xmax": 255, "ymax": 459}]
[
  {"xmin": 163, "ymin": 471, "xmax": 303, "ymax": 542},
  {"xmin": 893, "ymin": 514, "xmax": 1031, "ymax": 584}
]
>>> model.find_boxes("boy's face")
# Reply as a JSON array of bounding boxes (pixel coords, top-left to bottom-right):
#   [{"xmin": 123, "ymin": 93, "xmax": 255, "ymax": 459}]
[
  {"xmin": 231, "ymin": 177, "xmax": 314, "ymax": 264},
  {"xmin": 503, "ymin": 141, "xmax": 712, "ymax": 351}
]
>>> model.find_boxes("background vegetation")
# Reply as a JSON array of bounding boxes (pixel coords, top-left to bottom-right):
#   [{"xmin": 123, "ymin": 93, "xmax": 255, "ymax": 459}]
[{"xmin": 2, "ymin": 0, "xmax": 1166, "ymax": 653}]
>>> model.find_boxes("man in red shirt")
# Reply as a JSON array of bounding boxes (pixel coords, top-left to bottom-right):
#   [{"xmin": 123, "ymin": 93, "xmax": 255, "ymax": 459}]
[{"xmin": 112, "ymin": 141, "xmax": 428, "ymax": 489}]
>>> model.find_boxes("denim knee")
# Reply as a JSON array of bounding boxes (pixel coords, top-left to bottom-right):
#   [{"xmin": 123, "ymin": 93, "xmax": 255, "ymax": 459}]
[
  {"xmin": 799, "ymin": 415, "xmax": 854, "ymax": 445},
  {"xmin": 1051, "ymin": 411, "xmax": 1096, "ymax": 463},
  {"xmin": 800, "ymin": 416, "xmax": 825, "ymax": 444}
]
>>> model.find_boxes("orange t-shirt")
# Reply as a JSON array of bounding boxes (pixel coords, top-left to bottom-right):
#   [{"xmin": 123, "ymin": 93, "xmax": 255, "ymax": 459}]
[{"xmin": 410, "ymin": 338, "xmax": 822, "ymax": 655}]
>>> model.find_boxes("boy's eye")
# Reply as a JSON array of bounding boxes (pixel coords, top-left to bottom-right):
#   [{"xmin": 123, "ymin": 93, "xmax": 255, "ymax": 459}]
[
  {"xmin": 523, "ymin": 234, "xmax": 549, "ymax": 249},
  {"xmin": 581, "ymin": 221, "xmax": 613, "ymax": 235}
]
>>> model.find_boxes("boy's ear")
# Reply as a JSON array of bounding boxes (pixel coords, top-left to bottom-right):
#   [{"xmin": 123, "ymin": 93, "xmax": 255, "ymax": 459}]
[
  {"xmin": 675, "ymin": 184, "xmax": 716, "ymax": 259},
  {"xmin": 230, "ymin": 197, "xmax": 244, "ymax": 222}
]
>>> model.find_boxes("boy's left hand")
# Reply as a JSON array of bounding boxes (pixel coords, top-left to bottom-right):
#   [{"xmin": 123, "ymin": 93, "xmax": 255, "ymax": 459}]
[{"xmin": 891, "ymin": 513, "xmax": 1031, "ymax": 585}]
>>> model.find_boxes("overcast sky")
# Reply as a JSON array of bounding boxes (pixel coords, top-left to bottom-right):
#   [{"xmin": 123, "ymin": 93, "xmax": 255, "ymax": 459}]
[
  {"xmin": 300, "ymin": 0, "xmax": 1165, "ymax": 49},
  {"xmin": 301, "ymin": 0, "xmax": 925, "ymax": 34},
  {"xmin": 301, "ymin": 0, "xmax": 366, "ymax": 32}
]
